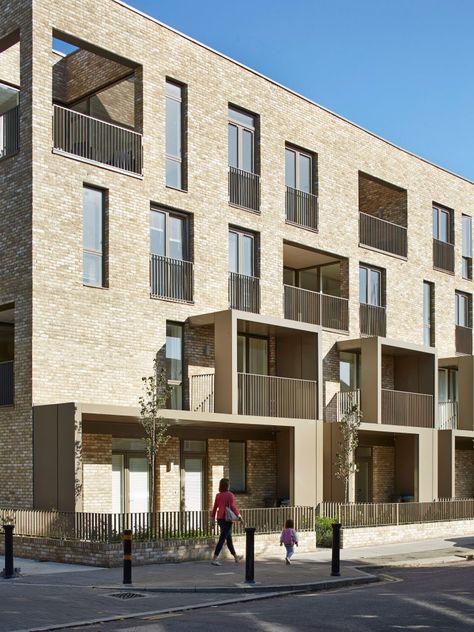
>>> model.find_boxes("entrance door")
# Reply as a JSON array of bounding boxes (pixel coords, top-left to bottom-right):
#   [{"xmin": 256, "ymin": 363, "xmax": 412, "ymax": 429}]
[
  {"xmin": 355, "ymin": 461, "xmax": 370, "ymax": 502},
  {"xmin": 112, "ymin": 443, "xmax": 150, "ymax": 513},
  {"xmin": 184, "ymin": 457, "xmax": 204, "ymax": 511},
  {"xmin": 129, "ymin": 457, "xmax": 149, "ymax": 513}
]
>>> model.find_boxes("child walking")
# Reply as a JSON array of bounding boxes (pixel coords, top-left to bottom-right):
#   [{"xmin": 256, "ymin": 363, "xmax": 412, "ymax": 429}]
[{"xmin": 280, "ymin": 518, "xmax": 299, "ymax": 564}]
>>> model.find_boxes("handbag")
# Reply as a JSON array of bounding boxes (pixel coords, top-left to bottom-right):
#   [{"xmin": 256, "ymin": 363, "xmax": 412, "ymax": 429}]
[{"xmin": 224, "ymin": 493, "xmax": 239, "ymax": 522}]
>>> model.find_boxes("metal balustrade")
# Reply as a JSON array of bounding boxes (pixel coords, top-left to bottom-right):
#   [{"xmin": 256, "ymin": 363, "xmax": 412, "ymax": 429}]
[
  {"xmin": 150, "ymin": 255, "xmax": 193, "ymax": 303},
  {"xmin": 189, "ymin": 373, "xmax": 215, "ymax": 412},
  {"xmin": 53, "ymin": 105, "xmax": 143, "ymax": 175},
  {"xmin": 359, "ymin": 212, "xmax": 407, "ymax": 258},
  {"xmin": 433, "ymin": 238, "xmax": 455, "ymax": 273},
  {"xmin": 455, "ymin": 325, "xmax": 472, "ymax": 355},
  {"xmin": 381, "ymin": 388, "xmax": 433, "ymax": 428},
  {"xmin": 285, "ymin": 186, "xmax": 318, "ymax": 230},
  {"xmin": 238, "ymin": 372, "xmax": 317, "ymax": 419},
  {"xmin": 0, "ymin": 105, "xmax": 19, "ymax": 159},
  {"xmin": 228, "ymin": 166, "xmax": 260, "ymax": 211},
  {"xmin": 438, "ymin": 401, "xmax": 458, "ymax": 430},
  {"xmin": 284, "ymin": 285, "xmax": 348, "ymax": 331},
  {"xmin": 228, "ymin": 272, "xmax": 260, "ymax": 313},
  {"xmin": 360, "ymin": 303, "xmax": 386, "ymax": 336},
  {"xmin": 0, "ymin": 361, "xmax": 13, "ymax": 406}
]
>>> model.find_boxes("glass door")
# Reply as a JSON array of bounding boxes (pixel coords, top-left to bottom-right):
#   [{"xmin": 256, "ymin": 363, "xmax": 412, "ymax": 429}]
[{"xmin": 128, "ymin": 457, "xmax": 150, "ymax": 513}]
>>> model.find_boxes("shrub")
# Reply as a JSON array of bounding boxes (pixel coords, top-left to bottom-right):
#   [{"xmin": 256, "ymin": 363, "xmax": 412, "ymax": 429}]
[{"xmin": 315, "ymin": 516, "xmax": 336, "ymax": 547}]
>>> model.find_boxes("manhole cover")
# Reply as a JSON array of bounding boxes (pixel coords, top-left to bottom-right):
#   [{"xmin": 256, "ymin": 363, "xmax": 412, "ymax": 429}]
[{"xmin": 108, "ymin": 592, "xmax": 146, "ymax": 600}]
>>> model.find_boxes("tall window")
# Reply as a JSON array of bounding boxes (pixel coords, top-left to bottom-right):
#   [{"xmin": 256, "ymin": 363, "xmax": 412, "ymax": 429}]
[
  {"xmin": 339, "ymin": 352, "xmax": 360, "ymax": 391},
  {"xmin": 229, "ymin": 229, "xmax": 256, "ymax": 277},
  {"xmin": 423, "ymin": 281, "xmax": 435, "ymax": 346},
  {"xmin": 455, "ymin": 291, "xmax": 471, "ymax": 328},
  {"xmin": 165, "ymin": 80, "xmax": 185, "ymax": 189},
  {"xmin": 462, "ymin": 214, "xmax": 472, "ymax": 280},
  {"xmin": 438, "ymin": 368, "xmax": 458, "ymax": 403},
  {"xmin": 83, "ymin": 186, "xmax": 105, "ymax": 287},
  {"xmin": 229, "ymin": 441, "xmax": 246, "ymax": 493},
  {"xmin": 166, "ymin": 321, "xmax": 183, "ymax": 409},
  {"xmin": 150, "ymin": 209, "xmax": 188, "ymax": 260},
  {"xmin": 285, "ymin": 146, "xmax": 312, "ymax": 193},
  {"xmin": 228, "ymin": 107, "xmax": 255, "ymax": 173},
  {"xmin": 359, "ymin": 265, "xmax": 382, "ymax": 306},
  {"xmin": 432, "ymin": 205, "xmax": 452, "ymax": 244},
  {"xmin": 237, "ymin": 334, "xmax": 268, "ymax": 375}
]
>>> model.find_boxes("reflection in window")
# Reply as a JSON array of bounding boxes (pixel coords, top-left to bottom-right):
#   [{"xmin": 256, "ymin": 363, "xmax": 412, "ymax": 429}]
[
  {"xmin": 165, "ymin": 80, "xmax": 185, "ymax": 189},
  {"xmin": 166, "ymin": 321, "xmax": 183, "ymax": 409},
  {"xmin": 83, "ymin": 187, "xmax": 105, "ymax": 287}
]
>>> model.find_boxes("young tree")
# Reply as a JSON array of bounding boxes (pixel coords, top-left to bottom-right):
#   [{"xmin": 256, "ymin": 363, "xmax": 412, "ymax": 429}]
[
  {"xmin": 334, "ymin": 399, "xmax": 362, "ymax": 503},
  {"xmin": 139, "ymin": 357, "xmax": 171, "ymax": 513}
]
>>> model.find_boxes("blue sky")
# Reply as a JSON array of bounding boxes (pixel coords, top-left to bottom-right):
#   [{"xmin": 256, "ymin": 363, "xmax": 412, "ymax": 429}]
[{"xmin": 124, "ymin": 0, "xmax": 474, "ymax": 181}]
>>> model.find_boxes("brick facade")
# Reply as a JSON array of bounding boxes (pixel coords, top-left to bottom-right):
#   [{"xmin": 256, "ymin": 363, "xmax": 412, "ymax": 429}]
[
  {"xmin": 82, "ymin": 434, "xmax": 112, "ymax": 512},
  {"xmin": 372, "ymin": 446, "xmax": 395, "ymax": 502},
  {"xmin": 455, "ymin": 449, "xmax": 474, "ymax": 498}
]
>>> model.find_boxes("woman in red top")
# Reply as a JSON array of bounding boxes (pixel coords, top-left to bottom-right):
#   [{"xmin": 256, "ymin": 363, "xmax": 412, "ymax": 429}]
[{"xmin": 210, "ymin": 478, "xmax": 243, "ymax": 565}]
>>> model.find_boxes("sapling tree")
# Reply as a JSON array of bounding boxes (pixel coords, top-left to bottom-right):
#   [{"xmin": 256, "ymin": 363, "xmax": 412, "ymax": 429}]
[{"xmin": 334, "ymin": 398, "xmax": 362, "ymax": 503}]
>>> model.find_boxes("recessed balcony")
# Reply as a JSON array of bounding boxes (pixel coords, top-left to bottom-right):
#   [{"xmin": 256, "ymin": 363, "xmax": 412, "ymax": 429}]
[
  {"xmin": 284, "ymin": 285, "xmax": 348, "ymax": 331},
  {"xmin": 150, "ymin": 254, "xmax": 193, "ymax": 303},
  {"xmin": 359, "ymin": 212, "xmax": 407, "ymax": 258}
]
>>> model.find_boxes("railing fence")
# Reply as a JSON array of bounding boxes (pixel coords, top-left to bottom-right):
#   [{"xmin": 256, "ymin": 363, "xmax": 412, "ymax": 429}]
[
  {"xmin": 0, "ymin": 361, "xmax": 14, "ymax": 406},
  {"xmin": 284, "ymin": 285, "xmax": 348, "ymax": 331},
  {"xmin": 0, "ymin": 105, "xmax": 20, "ymax": 159},
  {"xmin": 381, "ymin": 388, "xmax": 433, "ymax": 428},
  {"xmin": 360, "ymin": 303, "xmax": 386, "ymax": 337},
  {"xmin": 189, "ymin": 373, "xmax": 215, "ymax": 412},
  {"xmin": 228, "ymin": 272, "xmax": 260, "ymax": 313},
  {"xmin": 285, "ymin": 186, "xmax": 318, "ymax": 230},
  {"xmin": 228, "ymin": 166, "xmax": 260, "ymax": 211},
  {"xmin": 359, "ymin": 212, "xmax": 407, "ymax": 258},
  {"xmin": 150, "ymin": 254, "xmax": 193, "ymax": 302},
  {"xmin": 433, "ymin": 238, "xmax": 455, "ymax": 273},
  {"xmin": 438, "ymin": 401, "xmax": 458, "ymax": 430}
]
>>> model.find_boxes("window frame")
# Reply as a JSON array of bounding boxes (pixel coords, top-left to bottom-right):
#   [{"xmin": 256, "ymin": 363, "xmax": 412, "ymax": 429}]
[
  {"xmin": 455, "ymin": 291, "xmax": 472, "ymax": 329},
  {"xmin": 165, "ymin": 79, "xmax": 186, "ymax": 191},
  {"xmin": 150, "ymin": 207, "xmax": 189, "ymax": 262},
  {"xmin": 229, "ymin": 440, "xmax": 247, "ymax": 494},
  {"xmin": 229, "ymin": 228, "xmax": 257, "ymax": 277},
  {"xmin": 432, "ymin": 204, "xmax": 453, "ymax": 245},
  {"xmin": 82, "ymin": 185, "xmax": 107, "ymax": 288},
  {"xmin": 237, "ymin": 333, "xmax": 269, "ymax": 375},
  {"xmin": 423, "ymin": 281, "xmax": 435, "ymax": 347},
  {"xmin": 228, "ymin": 106, "xmax": 256, "ymax": 173},
  {"xmin": 462, "ymin": 214, "xmax": 472, "ymax": 280},
  {"xmin": 359, "ymin": 264, "xmax": 383, "ymax": 307},
  {"xmin": 166, "ymin": 320, "xmax": 184, "ymax": 410},
  {"xmin": 285, "ymin": 145, "xmax": 313, "ymax": 194}
]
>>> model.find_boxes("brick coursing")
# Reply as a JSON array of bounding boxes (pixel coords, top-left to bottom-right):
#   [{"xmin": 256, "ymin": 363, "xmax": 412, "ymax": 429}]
[
  {"xmin": 82, "ymin": 434, "xmax": 112, "ymax": 512},
  {"xmin": 455, "ymin": 449, "xmax": 474, "ymax": 498},
  {"xmin": 372, "ymin": 446, "xmax": 395, "ymax": 502}
]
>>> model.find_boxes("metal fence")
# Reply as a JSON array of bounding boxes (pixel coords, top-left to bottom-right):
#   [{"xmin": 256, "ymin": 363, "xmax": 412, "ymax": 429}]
[
  {"xmin": 228, "ymin": 166, "xmax": 260, "ymax": 212},
  {"xmin": 0, "ymin": 506, "xmax": 314, "ymax": 543},
  {"xmin": 359, "ymin": 212, "xmax": 407, "ymax": 258},
  {"xmin": 360, "ymin": 303, "xmax": 386, "ymax": 337},
  {"xmin": 284, "ymin": 285, "xmax": 348, "ymax": 331},
  {"xmin": 438, "ymin": 401, "xmax": 458, "ymax": 430},
  {"xmin": 433, "ymin": 238, "xmax": 454, "ymax": 273},
  {"xmin": 317, "ymin": 500, "xmax": 474, "ymax": 528},
  {"xmin": 285, "ymin": 186, "xmax": 318, "ymax": 231},
  {"xmin": 455, "ymin": 325, "xmax": 472, "ymax": 355},
  {"xmin": 189, "ymin": 373, "xmax": 215, "ymax": 412},
  {"xmin": 150, "ymin": 254, "xmax": 193, "ymax": 302},
  {"xmin": 381, "ymin": 388, "xmax": 433, "ymax": 428},
  {"xmin": 0, "ymin": 105, "xmax": 19, "ymax": 159},
  {"xmin": 228, "ymin": 272, "xmax": 260, "ymax": 313}
]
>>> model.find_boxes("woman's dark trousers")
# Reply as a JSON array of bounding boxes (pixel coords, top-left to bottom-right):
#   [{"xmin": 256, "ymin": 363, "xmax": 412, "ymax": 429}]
[{"xmin": 214, "ymin": 519, "xmax": 236, "ymax": 557}]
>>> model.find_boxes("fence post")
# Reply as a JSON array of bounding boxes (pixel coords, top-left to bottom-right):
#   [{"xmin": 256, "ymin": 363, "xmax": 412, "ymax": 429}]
[
  {"xmin": 1, "ymin": 524, "xmax": 15, "ymax": 579},
  {"xmin": 123, "ymin": 529, "xmax": 132, "ymax": 585},
  {"xmin": 245, "ymin": 527, "xmax": 256, "ymax": 584},
  {"xmin": 331, "ymin": 523, "xmax": 342, "ymax": 577}
]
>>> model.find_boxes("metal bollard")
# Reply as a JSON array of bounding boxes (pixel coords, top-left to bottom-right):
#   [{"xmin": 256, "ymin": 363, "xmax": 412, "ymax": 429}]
[
  {"xmin": 2, "ymin": 525, "xmax": 14, "ymax": 579},
  {"xmin": 245, "ymin": 527, "xmax": 256, "ymax": 584},
  {"xmin": 123, "ymin": 529, "xmax": 132, "ymax": 585},
  {"xmin": 331, "ymin": 523, "xmax": 342, "ymax": 577}
]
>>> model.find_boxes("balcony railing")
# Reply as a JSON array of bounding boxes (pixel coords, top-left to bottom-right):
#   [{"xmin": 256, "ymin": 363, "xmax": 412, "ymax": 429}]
[
  {"xmin": 337, "ymin": 389, "xmax": 360, "ymax": 421},
  {"xmin": 438, "ymin": 401, "xmax": 458, "ymax": 430},
  {"xmin": 228, "ymin": 166, "xmax": 260, "ymax": 212},
  {"xmin": 433, "ymin": 238, "xmax": 454, "ymax": 273},
  {"xmin": 381, "ymin": 389, "xmax": 433, "ymax": 428},
  {"xmin": 285, "ymin": 187, "xmax": 318, "ymax": 231},
  {"xmin": 238, "ymin": 372, "xmax": 317, "ymax": 419},
  {"xmin": 0, "ymin": 106, "xmax": 19, "ymax": 160},
  {"xmin": 0, "ymin": 361, "xmax": 14, "ymax": 406},
  {"xmin": 229, "ymin": 272, "xmax": 260, "ymax": 313},
  {"xmin": 189, "ymin": 373, "xmax": 215, "ymax": 413},
  {"xmin": 360, "ymin": 303, "xmax": 386, "ymax": 337},
  {"xmin": 284, "ymin": 285, "xmax": 348, "ymax": 331},
  {"xmin": 150, "ymin": 254, "xmax": 193, "ymax": 303},
  {"xmin": 53, "ymin": 105, "xmax": 143, "ymax": 175},
  {"xmin": 455, "ymin": 325, "xmax": 472, "ymax": 355},
  {"xmin": 359, "ymin": 212, "xmax": 407, "ymax": 258}
]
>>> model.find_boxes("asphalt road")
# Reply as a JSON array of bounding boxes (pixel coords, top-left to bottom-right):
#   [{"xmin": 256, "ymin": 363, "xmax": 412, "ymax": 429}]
[{"xmin": 74, "ymin": 563, "xmax": 474, "ymax": 632}]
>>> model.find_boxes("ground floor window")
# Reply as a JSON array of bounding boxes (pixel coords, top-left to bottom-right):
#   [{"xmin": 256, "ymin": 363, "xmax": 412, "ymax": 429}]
[
  {"xmin": 112, "ymin": 438, "xmax": 149, "ymax": 513},
  {"xmin": 229, "ymin": 441, "xmax": 246, "ymax": 492}
]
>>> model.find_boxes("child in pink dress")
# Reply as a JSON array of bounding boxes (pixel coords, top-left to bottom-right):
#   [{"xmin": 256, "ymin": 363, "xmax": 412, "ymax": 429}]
[{"xmin": 280, "ymin": 518, "xmax": 299, "ymax": 564}]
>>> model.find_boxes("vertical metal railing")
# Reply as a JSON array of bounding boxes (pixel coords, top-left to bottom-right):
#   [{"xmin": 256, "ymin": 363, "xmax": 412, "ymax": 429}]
[
  {"xmin": 381, "ymin": 389, "xmax": 433, "ymax": 428},
  {"xmin": 360, "ymin": 303, "xmax": 386, "ymax": 336},
  {"xmin": 53, "ymin": 105, "xmax": 143, "ymax": 175},
  {"xmin": 359, "ymin": 212, "xmax": 407, "ymax": 258},
  {"xmin": 438, "ymin": 401, "xmax": 458, "ymax": 430},
  {"xmin": 150, "ymin": 254, "xmax": 193, "ymax": 302},
  {"xmin": 283, "ymin": 285, "xmax": 348, "ymax": 331},
  {"xmin": 228, "ymin": 166, "xmax": 260, "ymax": 211},
  {"xmin": 433, "ymin": 238, "xmax": 455, "ymax": 273},
  {"xmin": 0, "ymin": 105, "xmax": 20, "ymax": 159},
  {"xmin": 0, "ymin": 361, "xmax": 14, "ymax": 406},
  {"xmin": 189, "ymin": 373, "xmax": 215, "ymax": 412},
  {"xmin": 336, "ymin": 389, "xmax": 360, "ymax": 421},
  {"xmin": 455, "ymin": 325, "xmax": 472, "ymax": 355},
  {"xmin": 228, "ymin": 272, "xmax": 260, "ymax": 313},
  {"xmin": 285, "ymin": 186, "xmax": 318, "ymax": 230},
  {"xmin": 238, "ymin": 372, "xmax": 317, "ymax": 419}
]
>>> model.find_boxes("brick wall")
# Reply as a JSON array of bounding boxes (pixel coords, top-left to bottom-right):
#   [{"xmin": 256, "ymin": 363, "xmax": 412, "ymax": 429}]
[
  {"xmin": 381, "ymin": 355, "xmax": 395, "ymax": 390},
  {"xmin": 82, "ymin": 434, "xmax": 112, "ymax": 512},
  {"xmin": 372, "ymin": 446, "xmax": 395, "ymax": 502},
  {"xmin": 455, "ymin": 449, "xmax": 474, "ymax": 498},
  {"xmin": 207, "ymin": 438, "xmax": 229, "ymax": 510},
  {"xmin": 156, "ymin": 436, "xmax": 180, "ymax": 511},
  {"xmin": 237, "ymin": 440, "xmax": 277, "ymax": 509},
  {"xmin": 359, "ymin": 173, "xmax": 407, "ymax": 227}
]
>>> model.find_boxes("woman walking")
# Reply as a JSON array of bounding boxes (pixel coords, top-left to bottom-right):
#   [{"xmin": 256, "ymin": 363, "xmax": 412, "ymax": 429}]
[{"xmin": 210, "ymin": 478, "xmax": 243, "ymax": 566}]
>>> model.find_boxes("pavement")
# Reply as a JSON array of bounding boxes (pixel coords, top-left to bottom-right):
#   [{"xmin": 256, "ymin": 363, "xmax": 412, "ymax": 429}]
[{"xmin": 1, "ymin": 535, "xmax": 473, "ymax": 632}]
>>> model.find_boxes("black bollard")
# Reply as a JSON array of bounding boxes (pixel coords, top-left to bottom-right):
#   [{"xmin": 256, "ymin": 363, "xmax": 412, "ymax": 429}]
[
  {"xmin": 331, "ymin": 522, "xmax": 342, "ymax": 577},
  {"xmin": 123, "ymin": 529, "xmax": 132, "ymax": 585},
  {"xmin": 245, "ymin": 527, "xmax": 256, "ymax": 584},
  {"xmin": 2, "ymin": 524, "xmax": 14, "ymax": 579}
]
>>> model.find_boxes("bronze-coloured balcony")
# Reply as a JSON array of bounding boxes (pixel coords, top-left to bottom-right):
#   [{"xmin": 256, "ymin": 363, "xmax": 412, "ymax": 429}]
[
  {"xmin": 150, "ymin": 254, "xmax": 193, "ymax": 303},
  {"xmin": 360, "ymin": 303, "xmax": 386, "ymax": 337},
  {"xmin": 0, "ymin": 361, "xmax": 14, "ymax": 406},
  {"xmin": 455, "ymin": 325, "xmax": 472, "ymax": 355},
  {"xmin": 228, "ymin": 272, "xmax": 260, "ymax": 313},
  {"xmin": 284, "ymin": 285, "xmax": 348, "ymax": 331},
  {"xmin": 381, "ymin": 388, "xmax": 433, "ymax": 428},
  {"xmin": 359, "ymin": 212, "xmax": 407, "ymax": 258},
  {"xmin": 228, "ymin": 166, "xmax": 260, "ymax": 212},
  {"xmin": 433, "ymin": 238, "xmax": 454, "ymax": 273},
  {"xmin": 438, "ymin": 401, "xmax": 458, "ymax": 430},
  {"xmin": 285, "ymin": 186, "xmax": 318, "ymax": 231},
  {"xmin": 238, "ymin": 372, "xmax": 317, "ymax": 419},
  {"xmin": 53, "ymin": 105, "xmax": 143, "ymax": 175},
  {"xmin": 0, "ymin": 105, "xmax": 19, "ymax": 160}
]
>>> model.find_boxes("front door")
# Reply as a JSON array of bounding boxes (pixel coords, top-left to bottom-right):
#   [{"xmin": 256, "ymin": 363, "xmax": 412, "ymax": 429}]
[{"xmin": 112, "ymin": 443, "xmax": 150, "ymax": 513}]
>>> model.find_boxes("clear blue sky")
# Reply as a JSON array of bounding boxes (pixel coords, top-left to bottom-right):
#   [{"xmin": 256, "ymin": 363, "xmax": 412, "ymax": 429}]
[{"xmin": 125, "ymin": 0, "xmax": 474, "ymax": 181}]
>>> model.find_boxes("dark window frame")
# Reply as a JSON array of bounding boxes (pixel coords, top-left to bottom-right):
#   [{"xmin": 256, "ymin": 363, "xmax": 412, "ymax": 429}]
[
  {"xmin": 150, "ymin": 207, "xmax": 190, "ymax": 262},
  {"xmin": 82, "ymin": 184, "xmax": 108, "ymax": 288},
  {"xmin": 165, "ymin": 78, "xmax": 187, "ymax": 191},
  {"xmin": 229, "ymin": 440, "xmax": 247, "ymax": 494}
]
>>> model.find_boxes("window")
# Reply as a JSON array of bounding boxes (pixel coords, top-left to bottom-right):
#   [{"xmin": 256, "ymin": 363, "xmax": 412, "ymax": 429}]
[
  {"xmin": 285, "ymin": 146, "xmax": 312, "ymax": 193},
  {"xmin": 438, "ymin": 368, "xmax": 458, "ymax": 403},
  {"xmin": 359, "ymin": 265, "xmax": 382, "ymax": 306},
  {"xmin": 0, "ymin": 83, "xmax": 19, "ymax": 159},
  {"xmin": 229, "ymin": 229, "xmax": 256, "ymax": 277},
  {"xmin": 237, "ymin": 334, "xmax": 268, "ymax": 375},
  {"xmin": 462, "ymin": 214, "xmax": 472, "ymax": 280},
  {"xmin": 165, "ymin": 80, "xmax": 185, "ymax": 189},
  {"xmin": 432, "ymin": 205, "xmax": 452, "ymax": 244},
  {"xmin": 455, "ymin": 291, "xmax": 471, "ymax": 328},
  {"xmin": 339, "ymin": 352, "xmax": 360, "ymax": 391},
  {"xmin": 112, "ymin": 438, "xmax": 149, "ymax": 513},
  {"xmin": 423, "ymin": 281, "xmax": 435, "ymax": 347},
  {"xmin": 150, "ymin": 209, "xmax": 188, "ymax": 260},
  {"xmin": 229, "ymin": 441, "xmax": 246, "ymax": 492},
  {"xmin": 228, "ymin": 107, "xmax": 255, "ymax": 173},
  {"xmin": 83, "ymin": 186, "xmax": 106, "ymax": 287},
  {"xmin": 166, "ymin": 321, "xmax": 183, "ymax": 409}
]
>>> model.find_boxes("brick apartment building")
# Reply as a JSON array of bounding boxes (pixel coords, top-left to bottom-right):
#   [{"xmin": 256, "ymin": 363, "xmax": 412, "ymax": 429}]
[{"xmin": 0, "ymin": 0, "xmax": 473, "ymax": 514}]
